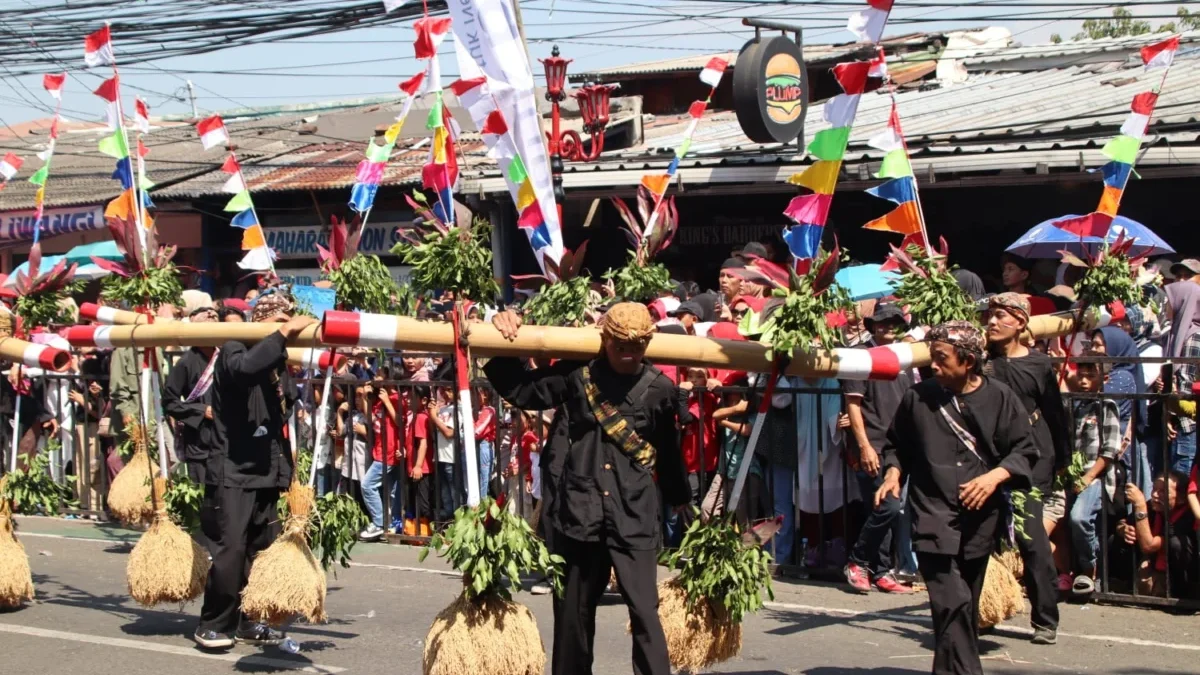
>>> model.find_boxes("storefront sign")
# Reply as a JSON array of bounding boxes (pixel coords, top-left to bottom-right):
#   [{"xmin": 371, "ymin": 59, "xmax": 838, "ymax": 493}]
[
  {"xmin": 732, "ymin": 35, "xmax": 808, "ymax": 144},
  {"xmin": 275, "ymin": 266, "xmax": 413, "ymax": 288},
  {"xmin": 0, "ymin": 205, "xmax": 105, "ymax": 242},
  {"xmin": 675, "ymin": 223, "xmax": 779, "ymax": 248},
  {"xmin": 266, "ymin": 222, "xmax": 404, "ymax": 260}
]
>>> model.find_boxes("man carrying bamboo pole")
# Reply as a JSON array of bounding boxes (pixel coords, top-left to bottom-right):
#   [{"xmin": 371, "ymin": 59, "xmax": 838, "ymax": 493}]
[
  {"xmin": 877, "ymin": 322, "xmax": 1039, "ymax": 675},
  {"xmin": 194, "ymin": 293, "xmax": 315, "ymax": 650},
  {"xmin": 484, "ymin": 302, "xmax": 690, "ymax": 675}
]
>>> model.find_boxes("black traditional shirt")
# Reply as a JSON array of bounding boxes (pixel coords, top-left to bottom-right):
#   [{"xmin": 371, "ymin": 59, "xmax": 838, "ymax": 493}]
[
  {"xmin": 985, "ymin": 350, "xmax": 1069, "ymax": 491},
  {"xmin": 204, "ymin": 331, "xmax": 298, "ymax": 489},
  {"xmin": 484, "ymin": 357, "xmax": 689, "ymax": 551},
  {"xmin": 164, "ymin": 348, "xmax": 215, "ymax": 473},
  {"xmin": 882, "ymin": 377, "xmax": 1037, "ymax": 558}
]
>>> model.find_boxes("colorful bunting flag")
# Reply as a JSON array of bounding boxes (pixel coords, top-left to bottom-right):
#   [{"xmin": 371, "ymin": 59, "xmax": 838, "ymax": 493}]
[
  {"xmin": 860, "ymin": 100, "xmax": 928, "ymax": 247},
  {"xmin": 807, "ymin": 127, "xmax": 851, "ymax": 161},
  {"xmin": 84, "ymin": 25, "xmax": 114, "ymax": 67},
  {"xmin": 42, "ymin": 73, "xmax": 64, "ymax": 100},
  {"xmin": 98, "ymin": 131, "xmax": 129, "ymax": 159},
  {"xmin": 699, "ymin": 58, "xmax": 729, "ymax": 89},
  {"xmin": 784, "ymin": 194, "xmax": 833, "ymax": 225},
  {"xmin": 1141, "ymin": 35, "xmax": 1179, "ymax": 70},
  {"xmin": 413, "ymin": 16, "xmax": 453, "ymax": 60},
  {"xmin": 224, "ymin": 190, "xmax": 254, "ymax": 213},
  {"xmin": 787, "ymin": 160, "xmax": 841, "ymax": 195},
  {"xmin": 231, "ymin": 210, "xmax": 258, "ymax": 228},
  {"xmin": 847, "ymin": 0, "xmax": 892, "ymax": 44},
  {"xmin": 0, "ymin": 153, "xmax": 22, "ymax": 181},
  {"xmin": 864, "ymin": 201, "xmax": 921, "ymax": 235},
  {"xmin": 196, "ymin": 115, "xmax": 229, "ymax": 150},
  {"xmin": 833, "ymin": 61, "xmax": 872, "ymax": 96},
  {"xmin": 28, "ymin": 166, "xmax": 48, "ymax": 186},
  {"xmin": 134, "ymin": 98, "xmax": 150, "ymax": 134},
  {"xmin": 823, "ymin": 94, "xmax": 861, "ymax": 128}
]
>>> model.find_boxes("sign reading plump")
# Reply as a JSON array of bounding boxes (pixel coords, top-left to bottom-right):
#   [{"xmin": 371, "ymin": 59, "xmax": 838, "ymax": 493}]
[{"xmin": 732, "ymin": 35, "xmax": 808, "ymax": 144}]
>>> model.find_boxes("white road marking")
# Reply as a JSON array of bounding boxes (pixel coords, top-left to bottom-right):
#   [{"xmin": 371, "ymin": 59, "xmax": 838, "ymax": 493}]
[
  {"xmin": 0, "ymin": 624, "xmax": 346, "ymax": 673},
  {"xmin": 21, "ymin": 530, "xmax": 1200, "ymax": 655},
  {"xmin": 765, "ymin": 600, "xmax": 1200, "ymax": 652}
]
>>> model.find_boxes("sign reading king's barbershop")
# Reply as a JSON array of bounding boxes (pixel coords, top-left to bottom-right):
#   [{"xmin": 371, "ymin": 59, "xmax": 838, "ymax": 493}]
[
  {"xmin": 0, "ymin": 205, "xmax": 105, "ymax": 242},
  {"xmin": 732, "ymin": 35, "xmax": 808, "ymax": 144},
  {"xmin": 275, "ymin": 266, "xmax": 412, "ymax": 288},
  {"xmin": 266, "ymin": 222, "xmax": 405, "ymax": 260}
]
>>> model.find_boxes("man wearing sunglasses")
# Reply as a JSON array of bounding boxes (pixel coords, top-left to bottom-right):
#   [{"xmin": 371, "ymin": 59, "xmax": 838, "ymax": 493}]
[{"xmin": 484, "ymin": 302, "xmax": 690, "ymax": 675}]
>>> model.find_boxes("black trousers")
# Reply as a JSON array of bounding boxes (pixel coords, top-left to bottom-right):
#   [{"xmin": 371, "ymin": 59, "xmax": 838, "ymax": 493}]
[
  {"xmin": 917, "ymin": 552, "xmax": 990, "ymax": 675},
  {"xmin": 1013, "ymin": 491, "xmax": 1059, "ymax": 630},
  {"xmin": 198, "ymin": 485, "xmax": 281, "ymax": 634},
  {"xmin": 551, "ymin": 536, "xmax": 670, "ymax": 675}
]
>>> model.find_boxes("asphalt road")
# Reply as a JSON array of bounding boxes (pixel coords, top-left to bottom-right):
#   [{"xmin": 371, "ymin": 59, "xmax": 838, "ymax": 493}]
[{"xmin": 2, "ymin": 515, "xmax": 1198, "ymax": 675}]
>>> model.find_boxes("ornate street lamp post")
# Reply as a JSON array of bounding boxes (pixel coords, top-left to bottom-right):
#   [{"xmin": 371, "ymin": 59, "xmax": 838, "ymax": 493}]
[{"xmin": 540, "ymin": 45, "xmax": 618, "ymax": 208}]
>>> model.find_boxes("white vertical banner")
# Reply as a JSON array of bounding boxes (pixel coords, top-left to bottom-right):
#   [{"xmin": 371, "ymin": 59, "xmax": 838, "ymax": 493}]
[{"xmin": 448, "ymin": 0, "xmax": 564, "ymax": 265}]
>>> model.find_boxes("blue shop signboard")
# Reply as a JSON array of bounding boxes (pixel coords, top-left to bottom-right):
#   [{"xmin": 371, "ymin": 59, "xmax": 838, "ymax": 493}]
[
  {"xmin": 266, "ymin": 222, "xmax": 405, "ymax": 260},
  {"xmin": 0, "ymin": 205, "xmax": 105, "ymax": 242}
]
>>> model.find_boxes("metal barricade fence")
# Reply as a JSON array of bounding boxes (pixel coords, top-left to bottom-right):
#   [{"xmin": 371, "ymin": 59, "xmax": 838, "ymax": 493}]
[{"xmin": 4, "ymin": 348, "xmax": 1198, "ymax": 610}]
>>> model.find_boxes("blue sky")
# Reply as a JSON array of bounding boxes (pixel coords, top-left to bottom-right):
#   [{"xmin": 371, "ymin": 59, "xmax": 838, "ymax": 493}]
[{"xmin": 0, "ymin": 0, "xmax": 1184, "ymax": 126}]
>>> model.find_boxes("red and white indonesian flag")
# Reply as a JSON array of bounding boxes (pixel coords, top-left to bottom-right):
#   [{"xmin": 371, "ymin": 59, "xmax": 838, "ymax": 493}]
[
  {"xmin": 196, "ymin": 115, "xmax": 229, "ymax": 150},
  {"xmin": 221, "ymin": 155, "xmax": 245, "ymax": 194},
  {"xmin": 84, "ymin": 25, "xmax": 115, "ymax": 67},
  {"xmin": 848, "ymin": 0, "xmax": 892, "ymax": 44},
  {"xmin": 134, "ymin": 98, "xmax": 150, "ymax": 134},
  {"xmin": 0, "ymin": 153, "xmax": 21, "ymax": 181},
  {"xmin": 92, "ymin": 75, "xmax": 120, "ymax": 130},
  {"xmin": 699, "ymin": 57, "xmax": 728, "ymax": 88},
  {"xmin": 42, "ymin": 73, "xmax": 65, "ymax": 100},
  {"xmin": 1141, "ymin": 35, "xmax": 1179, "ymax": 70}
]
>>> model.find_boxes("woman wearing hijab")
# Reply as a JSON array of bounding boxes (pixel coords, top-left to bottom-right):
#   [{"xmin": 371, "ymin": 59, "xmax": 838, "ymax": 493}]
[{"xmin": 1164, "ymin": 282, "xmax": 1200, "ymax": 475}]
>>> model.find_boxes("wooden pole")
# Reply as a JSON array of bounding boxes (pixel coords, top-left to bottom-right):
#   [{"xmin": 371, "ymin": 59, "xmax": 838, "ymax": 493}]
[
  {"xmin": 0, "ymin": 337, "xmax": 70, "ymax": 371},
  {"xmin": 62, "ymin": 309, "xmax": 1102, "ymax": 382}
]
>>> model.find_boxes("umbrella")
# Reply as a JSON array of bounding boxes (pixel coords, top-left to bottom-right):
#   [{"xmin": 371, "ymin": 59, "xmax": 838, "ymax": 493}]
[
  {"xmin": 834, "ymin": 263, "xmax": 898, "ymax": 301},
  {"xmin": 1, "ymin": 256, "xmax": 110, "ymax": 287},
  {"xmin": 1006, "ymin": 214, "xmax": 1175, "ymax": 259},
  {"xmin": 65, "ymin": 240, "xmax": 121, "ymax": 265}
]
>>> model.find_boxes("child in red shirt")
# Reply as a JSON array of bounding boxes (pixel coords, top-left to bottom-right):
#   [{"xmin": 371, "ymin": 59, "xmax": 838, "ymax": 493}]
[
  {"xmin": 474, "ymin": 388, "xmax": 496, "ymax": 500},
  {"xmin": 402, "ymin": 386, "xmax": 433, "ymax": 536}
]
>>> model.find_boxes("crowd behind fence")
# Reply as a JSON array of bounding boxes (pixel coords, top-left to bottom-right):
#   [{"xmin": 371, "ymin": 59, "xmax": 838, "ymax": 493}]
[{"xmin": 2, "ymin": 347, "xmax": 1198, "ymax": 610}]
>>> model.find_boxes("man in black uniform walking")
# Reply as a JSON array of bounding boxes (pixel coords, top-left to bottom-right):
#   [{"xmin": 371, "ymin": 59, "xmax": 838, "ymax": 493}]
[
  {"xmin": 165, "ymin": 305, "xmax": 221, "ymax": 485},
  {"xmin": 878, "ymin": 321, "xmax": 1038, "ymax": 675},
  {"xmin": 193, "ymin": 292, "xmax": 315, "ymax": 650},
  {"xmin": 984, "ymin": 293, "xmax": 1067, "ymax": 644},
  {"xmin": 485, "ymin": 302, "xmax": 690, "ymax": 675}
]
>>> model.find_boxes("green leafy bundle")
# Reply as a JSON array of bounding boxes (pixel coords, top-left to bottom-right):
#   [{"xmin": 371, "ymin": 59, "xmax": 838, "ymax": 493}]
[
  {"xmin": 890, "ymin": 242, "xmax": 977, "ymax": 327},
  {"xmin": 420, "ymin": 497, "xmax": 565, "ymax": 601},
  {"xmin": 661, "ymin": 514, "xmax": 774, "ymax": 624},
  {"xmin": 277, "ymin": 483, "xmax": 370, "ymax": 571},
  {"xmin": 392, "ymin": 196, "xmax": 499, "ymax": 303},
  {"xmin": 606, "ymin": 256, "xmax": 674, "ymax": 304},
  {"xmin": 1, "ymin": 447, "xmax": 77, "ymax": 515},
  {"xmin": 754, "ymin": 245, "xmax": 853, "ymax": 360},
  {"xmin": 101, "ymin": 263, "xmax": 185, "ymax": 310},
  {"xmin": 117, "ymin": 420, "xmax": 159, "ymax": 462},
  {"xmin": 1010, "ymin": 487, "xmax": 1043, "ymax": 542},
  {"xmin": 15, "ymin": 280, "xmax": 84, "ymax": 328},
  {"xmin": 1054, "ymin": 451, "xmax": 1089, "ymax": 494},
  {"xmin": 1065, "ymin": 238, "xmax": 1147, "ymax": 322},
  {"xmin": 327, "ymin": 254, "xmax": 407, "ymax": 315},
  {"xmin": 162, "ymin": 464, "xmax": 203, "ymax": 533},
  {"xmin": 515, "ymin": 244, "xmax": 598, "ymax": 326}
]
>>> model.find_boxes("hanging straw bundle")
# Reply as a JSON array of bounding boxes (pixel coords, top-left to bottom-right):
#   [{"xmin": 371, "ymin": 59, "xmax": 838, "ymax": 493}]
[
  {"xmin": 107, "ymin": 423, "xmax": 158, "ymax": 526},
  {"xmin": 655, "ymin": 577, "xmax": 741, "ymax": 673},
  {"xmin": 423, "ymin": 592, "xmax": 545, "ymax": 675},
  {"xmin": 0, "ymin": 478, "xmax": 34, "ymax": 609},
  {"xmin": 996, "ymin": 546, "xmax": 1024, "ymax": 580},
  {"xmin": 978, "ymin": 555, "xmax": 1025, "ymax": 629},
  {"xmin": 420, "ymin": 497, "xmax": 561, "ymax": 675},
  {"xmin": 126, "ymin": 476, "xmax": 210, "ymax": 606},
  {"xmin": 240, "ymin": 481, "xmax": 326, "ymax": 626}
]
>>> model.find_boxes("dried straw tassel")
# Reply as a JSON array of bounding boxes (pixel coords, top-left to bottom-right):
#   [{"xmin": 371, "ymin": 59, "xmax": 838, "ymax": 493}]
[
  {"xmin": 0, "ymin": 480, "xmax": 34, "ymax": 609},
  {"xmin": 423, "ymin": 592, "xmax": 545, "ymax": 675},
  {"xmin": 979, "ymin": 555, "xmax": 1024, "ymax": 629},
  {"xmin": 108, "ymin": 425, "xmax": 157, "ymax": 526},
  {"xmin": 127, "ymin": 477, "xmax": 210, "ymax": 606},
  {"xmin": 240, "ymin": 482, "xmax": 326, "ymax": 626}
]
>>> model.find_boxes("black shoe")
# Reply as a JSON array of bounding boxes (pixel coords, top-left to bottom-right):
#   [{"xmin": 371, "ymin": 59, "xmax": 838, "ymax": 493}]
[
  {"xmin": 194, "ymin": 628, "xmax": 235, "ymax": 650},
  {"xmin": 235, "ymin": 623, "xmax": 286, "ymax": 646},
  {"xmin": 1031, "ymin": 626, "xmax": 1057, "ymax": 645}
]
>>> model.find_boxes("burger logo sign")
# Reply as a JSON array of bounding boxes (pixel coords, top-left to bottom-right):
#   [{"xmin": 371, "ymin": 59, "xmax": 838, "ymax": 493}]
[{"xmin": 733, "ymin": 36, "xmax": 808, "ymax": 144}]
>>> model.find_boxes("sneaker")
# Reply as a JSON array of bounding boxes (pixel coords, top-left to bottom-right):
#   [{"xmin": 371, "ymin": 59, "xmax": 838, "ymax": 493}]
[
  {"xmin": 193, "ymin": 628, "xmax": 235, "ymax": 650},
  {"xmin": 359, "ymin": 524, "xmax": 384, "ymax": 542},
  {"xmin": 530, "ymin": 580, "xmax": 553, "ymax": 595},
  {"xmin": 1031, "ymin": 626, "xmax": 1058, "ymax": 645},
  {"xmin": 874, "ymin": 573, "xmax": 915, "ymax": 594},
  {"xmin": 1056, "ymin": 573, "xmax": 1072, "ymax": 593},
  {"xmin": 235, "ymin": 623, "xmax": 286, "ymax": 646},
  {"xmin": 844, "ymin": 562, "xmax": 872, "ymax": 594}
]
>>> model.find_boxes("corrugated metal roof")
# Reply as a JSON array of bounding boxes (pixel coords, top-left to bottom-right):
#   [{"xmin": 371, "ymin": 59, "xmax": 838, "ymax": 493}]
[
  {"xmin": 965, "ymin": 30, "xmax": 1200, "ymax": 67},
  {"xmin": 463, "ymin": 54, "xmax": 1200, "ymax": 192},
  {"xmin": 568, "ymin": 33, "xmax": 940, "ymax": 83}
]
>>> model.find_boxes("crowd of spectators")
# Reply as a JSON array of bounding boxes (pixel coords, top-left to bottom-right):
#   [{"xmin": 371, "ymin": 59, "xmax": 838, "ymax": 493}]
[{"xmin": 2, "ymin": 242, "xmax": 1200, "ymax": 606}]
